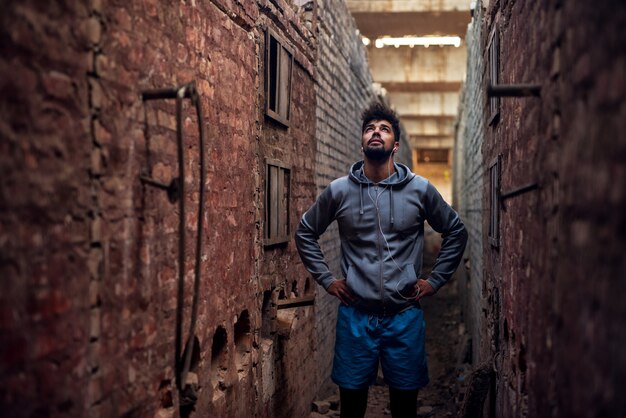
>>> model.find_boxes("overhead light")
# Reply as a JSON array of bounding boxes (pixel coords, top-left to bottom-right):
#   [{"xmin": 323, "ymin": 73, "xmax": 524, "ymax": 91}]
[
  {"xmin": 362, "ymin": 37, "xmax": 370, "ymax": 46},
  {"xmin": 373, "ymin": 36, "xmax": 462, "ymax": 48}
]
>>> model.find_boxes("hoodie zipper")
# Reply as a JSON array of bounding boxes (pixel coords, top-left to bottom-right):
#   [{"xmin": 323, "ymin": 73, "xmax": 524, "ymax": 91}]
[{"xmin": 374, "ymin": 184, "xmax": 385, "ymax": 313}]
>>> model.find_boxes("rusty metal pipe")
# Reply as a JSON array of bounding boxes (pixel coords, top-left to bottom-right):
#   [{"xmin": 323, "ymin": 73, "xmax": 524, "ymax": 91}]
[
  {"xmin": 180, "ymin": 84, "xmax": 205, "ymax": 392},
  {"xmin": 174, "ymin": 85, "xmax": 186, "ymax": 391},
  {"xmin": 141, "ymin": 82, "xmax": 206, "ymax": 397}
]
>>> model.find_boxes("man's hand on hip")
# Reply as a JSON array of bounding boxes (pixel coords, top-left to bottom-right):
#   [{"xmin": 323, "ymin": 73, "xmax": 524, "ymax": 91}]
[
  {"xmin": 327, "ymin": 279, "xmax": 358, "ymax": 305},
  {"xmin": 415, "ymin": 279, "xmax": 435, "ymax": 301}
]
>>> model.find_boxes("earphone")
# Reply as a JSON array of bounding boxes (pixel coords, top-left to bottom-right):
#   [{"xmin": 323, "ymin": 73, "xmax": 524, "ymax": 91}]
[{"xmin": 363, "ymin": 163, "xmax": 420, "ymax": 302}]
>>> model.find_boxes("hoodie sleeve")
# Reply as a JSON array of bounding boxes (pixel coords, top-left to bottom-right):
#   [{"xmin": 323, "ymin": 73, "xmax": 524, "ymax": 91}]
[
  {"xmin": 423, "ymin": 181, "xmax": 468, "ymax": 292},
  {"xmin": 294, "ymin": 185, "xmax": 338, "ymax": 290}
]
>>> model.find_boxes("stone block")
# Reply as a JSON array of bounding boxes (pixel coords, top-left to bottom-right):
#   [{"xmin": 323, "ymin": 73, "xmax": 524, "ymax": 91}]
[{"xmin": 312, "ymin": 400, "xmax": 330, "ymax": 414}]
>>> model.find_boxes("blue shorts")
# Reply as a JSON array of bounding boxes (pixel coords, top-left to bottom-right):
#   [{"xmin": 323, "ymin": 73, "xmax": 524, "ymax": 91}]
[{"xmin": 331, "ymin": 304, "xmax": 429, "ymax": 390}]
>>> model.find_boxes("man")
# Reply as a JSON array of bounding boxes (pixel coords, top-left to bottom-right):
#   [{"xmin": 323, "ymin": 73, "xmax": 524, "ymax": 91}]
[{"xmin": 295, "ymin": 101, "xmax": 467, "ymax": 418}]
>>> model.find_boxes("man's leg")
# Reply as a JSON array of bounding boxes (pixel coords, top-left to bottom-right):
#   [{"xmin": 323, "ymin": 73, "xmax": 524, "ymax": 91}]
[
  {"xmin": 388, "ymin": 387, "xmax": 418, "ymax": 418},
  {"xmin": 379, "ymin": 307, "xmax": 429, "ymax": 418},
  {"xmin": 332, "ymin": 305, "xmax": 380, "ymax": 417},
  {"xmin": 339, "ymin": 387, "xmax": 369, "ymax": 418}
]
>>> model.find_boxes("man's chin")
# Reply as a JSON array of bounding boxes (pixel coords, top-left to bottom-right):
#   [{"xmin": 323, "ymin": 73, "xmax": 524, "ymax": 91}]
[{"xmin": 363, "ymin": 147, "xmax": 393, "ymax": 161}]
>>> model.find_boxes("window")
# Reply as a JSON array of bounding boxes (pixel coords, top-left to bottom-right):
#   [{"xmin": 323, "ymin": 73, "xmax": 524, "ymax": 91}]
[
  {"xmin": 265, "ymin": 28, "xmax": 293, "ymax": 127},
  {"xmin": 488, "ymin": 24, "xmax": 500, "ymax": 126},
  {"xmin": 264, "ymin": 160, "xmax": 291, "ymax": 246},
  {"xmin": 489, "ymin": 156, "xmax": 500, "ymax": 248}
]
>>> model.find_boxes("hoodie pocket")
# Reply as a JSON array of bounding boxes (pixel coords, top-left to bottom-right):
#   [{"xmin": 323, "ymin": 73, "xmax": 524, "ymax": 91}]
[
  {"xmin": 394, "ymin": 264, "xmax": 418, "ymax": 299},
  {"xmin": 345, "ymin": 263, "xmax": 379, "ymax": 302}
]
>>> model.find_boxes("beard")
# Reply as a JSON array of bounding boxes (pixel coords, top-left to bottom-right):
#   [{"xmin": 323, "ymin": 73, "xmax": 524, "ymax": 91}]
[{"xmin": 363, "ymin": 145, "xmax": 393, "ymax": 161}]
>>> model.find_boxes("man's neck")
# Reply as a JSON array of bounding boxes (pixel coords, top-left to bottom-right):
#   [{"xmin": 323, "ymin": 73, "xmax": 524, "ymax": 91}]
[{"xmin": 363, "ymin": 158, "xmax": 395, "ymax": 183}]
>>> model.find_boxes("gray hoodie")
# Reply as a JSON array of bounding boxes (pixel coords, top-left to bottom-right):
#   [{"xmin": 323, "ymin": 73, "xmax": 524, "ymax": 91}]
[{"xmin": 295, "ymin": 161, "xmax": 467, "ymax": 315}]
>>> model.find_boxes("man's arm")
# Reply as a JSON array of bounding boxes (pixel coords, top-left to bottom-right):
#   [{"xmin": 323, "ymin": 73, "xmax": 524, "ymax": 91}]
[
  {"xmin": 420, "ymin": 182, "xmax": 468, "ymax": 293},
  {"xmin": 294, "ymin": 186, "xmax": 338, "ymax": 290},
  {"xmin": 295, "ymin": 185, "xmax": 358, "ymax": 305}
]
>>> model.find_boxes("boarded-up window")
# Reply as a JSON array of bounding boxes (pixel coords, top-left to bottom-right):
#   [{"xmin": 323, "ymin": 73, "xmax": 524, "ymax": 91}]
[
  {"xmin": 266, "ymin": 28, "xmax": 293, "ymax": 127},
  {"xmin": 265, "ymin": 160, "xmax": 291, "ymax": 246},
  {"xmin": 488, "ymin": 24, "xmax": 500, "ymax": 126},
  {"xmin": 489, "ymin": 156, "xmax": 500, "ymax": 248}
]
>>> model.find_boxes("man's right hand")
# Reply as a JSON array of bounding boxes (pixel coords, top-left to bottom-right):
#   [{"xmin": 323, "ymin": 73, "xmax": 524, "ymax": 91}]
[{"xmin": 327, "ymin": 279, "xmax": 358, "ymax": 305}]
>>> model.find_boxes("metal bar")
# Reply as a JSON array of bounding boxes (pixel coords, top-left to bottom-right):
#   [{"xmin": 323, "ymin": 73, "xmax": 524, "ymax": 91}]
[
  {"xmin": 487, "ymin": 84, "xmax": 541, "ymax": 97},
  {"xmin": 140, "ymin": 175, "xmax": 170, "ymax": 190},
  {"xmin": 142, "ymin": 88, "xmax": 193, "ymax": 101},
  {"xmin": 500, "ymin": 183, "xmax": 540, "ymax": 201},
  {"xmin": 174, "ymin": 85, "xmax": 186, "ymax": 390},
  {"xmin": 276, "ymin": 295, "xmax": 316, "ymax": 309},
  {"xmin": 141, "ymin": 82, "xmax": 206, "ymax": 398},
  {"xmin": 181, "ymin": 82, "xmax": 205, "ymax": 391}
]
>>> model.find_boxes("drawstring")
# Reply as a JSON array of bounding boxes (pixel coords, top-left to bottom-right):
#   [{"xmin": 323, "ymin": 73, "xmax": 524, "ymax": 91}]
[
  {"xmin": 359, "ymin": 166, "xmax": 396, "ymax": 225},
  {"xmin": 389, "ymin": 186, "xmax": 395, "ymax": 225},
  {"xmin": 359, "ymin": 183, "xmax": 364, "ymax": 215}
]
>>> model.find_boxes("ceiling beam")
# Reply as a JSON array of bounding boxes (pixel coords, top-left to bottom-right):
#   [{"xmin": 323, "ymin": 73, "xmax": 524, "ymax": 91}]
[
  {"xmin": 400, "ymin": 114, "xmax": 457, "ymax": 122},
  {"xmin": 380, "ymin": 81, "xmax": 463, "ymax": 93},
  {"xmin": 351, "ymin": 11, "xmax": 471, "ymax": 39}
]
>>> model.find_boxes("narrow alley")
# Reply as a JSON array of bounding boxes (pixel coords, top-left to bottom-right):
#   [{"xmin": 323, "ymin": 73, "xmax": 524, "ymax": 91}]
[{"xmin": 1, "ymin": 1, "xmax": 625, "ymax": 418}]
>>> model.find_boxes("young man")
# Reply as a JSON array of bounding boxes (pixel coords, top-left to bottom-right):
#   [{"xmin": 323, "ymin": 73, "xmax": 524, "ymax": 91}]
[{"xmin": 295, "ymin": 101, "xmax": 468, "ymax": 418}]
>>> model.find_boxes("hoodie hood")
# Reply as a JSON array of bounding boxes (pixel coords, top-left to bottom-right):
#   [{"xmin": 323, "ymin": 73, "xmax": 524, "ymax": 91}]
[
  {"xmin": 348, "ymin": 160, "xmax": 414, "ymax": 187},
  {"xmin": 348, "ymin": 160, "xmax": 415, "ymax": 223}
]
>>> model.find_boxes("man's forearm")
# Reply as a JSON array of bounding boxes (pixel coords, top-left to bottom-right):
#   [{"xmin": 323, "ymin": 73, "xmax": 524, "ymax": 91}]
[
  {"xmin": 426, "ymin": 222, "xmax": 468, "ymax": 291},
  {"xmin": 295, "ymin": 219, "xmax": 335, "ymax": 289}
]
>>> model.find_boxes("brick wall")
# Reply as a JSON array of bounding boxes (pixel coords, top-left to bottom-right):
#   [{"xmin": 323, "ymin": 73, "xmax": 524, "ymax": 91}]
[
  {"xmin": 0, "ymin": 1, "xmax": 323, "ymax": 417},
  {"xmin": 454, "ymin": 2, "xmax": 488, "ymax": 367},
  {"xmin": 459, "ymin": 0, "xmax": 626, "ymax": 416},
  {"xmin": 0, "ymin": 2, "xmax": 92, "ymax": 417}
]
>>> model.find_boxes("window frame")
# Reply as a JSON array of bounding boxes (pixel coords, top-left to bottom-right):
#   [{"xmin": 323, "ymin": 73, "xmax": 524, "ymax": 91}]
[
  {"xmin": 488, "ymin": 155, "xmax": 501, "ymax": 248},
  {"xmin": 487, "ymin": 23, "xmax": 501, "ymax": 126},
  {"xmin": 264, "ymin": 159, "xmax": 292, "ymax": 246},
  {"xmin": 265, "ymin": 28, "xmax": 293, "ymax": 127}
]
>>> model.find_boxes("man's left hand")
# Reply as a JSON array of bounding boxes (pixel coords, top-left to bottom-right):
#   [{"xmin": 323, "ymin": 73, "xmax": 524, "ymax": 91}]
[{"xmin": 415, "ymin": 279, "xmax": 435, "ymax": 301}]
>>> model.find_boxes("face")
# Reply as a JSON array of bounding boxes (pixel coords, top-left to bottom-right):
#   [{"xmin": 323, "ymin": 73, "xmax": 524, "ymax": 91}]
[{"xmin": 361, "ymin": 119, "xmax": 397, "ymax": 161}]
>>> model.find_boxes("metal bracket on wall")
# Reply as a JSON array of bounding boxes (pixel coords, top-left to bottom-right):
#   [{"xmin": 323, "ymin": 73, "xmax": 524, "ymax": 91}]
[
  {"xmin": 139, "ymin": 175, "xmax": 180, "ymax": 203},
  {"xmin": 141, "ymin": 82, "xmax": 206, "ymax": 398},
  {"xmin": 500, "ymin": 182, "xmax": 540, "ymax": 208},
  {"xmin": 487, "ymin": 84, "xmax": 541, "ymax": 98},
  {"xmin": 276, "ymin": 295, "xmax": 316, "ymax": 310}
]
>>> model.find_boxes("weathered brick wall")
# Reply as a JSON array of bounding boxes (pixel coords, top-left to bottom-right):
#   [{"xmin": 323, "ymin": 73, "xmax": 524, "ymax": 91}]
[
  {"xmin": 0, "ymin": 2, "xmax": 92, "ymax": 417},
  {"xmin": 460, "ymin": 0, "xmax": 626, "ymax": 416},
  {"xmin": 257, "ymin": 2, "xmax": 319, "ymax": 417},
  {"xmin": 454, "ymin": 2, "xmax": 488, "ymax": 367},
  {"xmin": 547, "ymin": 1, "xmax": 626, "ymax": 416},
  {"xmin": 0, "ymin": 0, "xmax": 323, "ymax": 417}
]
